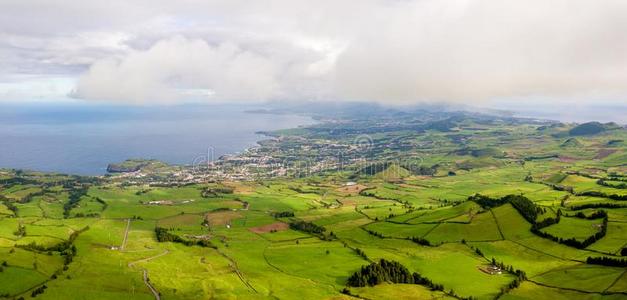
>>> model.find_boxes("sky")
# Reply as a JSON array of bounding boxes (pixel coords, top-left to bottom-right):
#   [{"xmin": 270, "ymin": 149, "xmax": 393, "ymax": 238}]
[{"xmin": 1, "ymin": 0, "xmax": 627, "ymax": 107}]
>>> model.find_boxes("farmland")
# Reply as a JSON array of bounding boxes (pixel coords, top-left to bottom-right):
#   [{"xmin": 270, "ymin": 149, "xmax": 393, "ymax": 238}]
[{"xmin": 0, "ymin": 114, "xmax": 626, "ymax": 299}]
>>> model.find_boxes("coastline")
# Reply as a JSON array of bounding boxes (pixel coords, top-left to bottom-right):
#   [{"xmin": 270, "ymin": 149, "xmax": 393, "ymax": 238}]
[{"xmin": 0, "ymin": 104, "xmax": 317, "ymax": 175}]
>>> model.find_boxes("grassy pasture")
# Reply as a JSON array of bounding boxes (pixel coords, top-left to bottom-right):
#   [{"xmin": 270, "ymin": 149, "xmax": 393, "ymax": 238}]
[
  {"xmin": 361, "ymin": 184, "xmax": 434, "ymax": 207},
  {"xmin": 398, "ymin": 243, "xmax": 515, "ymax": 299},
  {"xmin": 402, "ymin": 201, "xmax": 481, "ymax": 224},
  {"xmin": 0, "ymin": 203, "xmax": 13, "ymax": 216},
  {"xmin": 503, "ymin": 281, "xmax": 626, "ymax": 300},
  {"xmin": 1, "ymin": 132, "xmax": 626, "ymax": 300},
  {"xmin": 256, "ymin": 228, "xmax": 309, "ymax": 242},
  {"xmin": 140, "ymin": 244, "xmax": 253, "ymax": 299},
  {"xmin": 470, "ymin": 240, "xmax": 578, "ymax": 277},
  {"xmin": 71, "ymin": 196, "xmax": 105, "ymax": 216},
  {"xmin": 310, "ymin": 210, "xmax": 365, "ymax": 226},
  {"xmin": 264, "ymin": 241, "xmax": 368, "ymax": 287},
  {"xmin": 0, "ymin": 267, "xmax": 48, "ymax": 296},
  {"xmin": 38, "ymin": 196, "xmax": 65, "ymax": 218},
  {"xmin": 424, "ymin": 211, "xmax": 502, "ymax": 243},
  {"xmin": 540, "ymin": 217, "xmax": 603, "ymax": 242},
  {"xmin": 358, "ymin": 204, "xmax": 408, "ymax": 220},
  {"xmin": 587, "ymin": 221, "xmax": 627, "ymax": 254},
  {"xmin": 0, "ymin": 218, "xmax": 20, "ymax": 240},
  {"xmin": 606, "ymin": 271, "xmax": 627, "ymax": 293},
  {"xmin": 349, "ymin": 283, "xmax": 455, "ymax": 299},
  {"xmin": 491, "ymin": 204, "xmax": 534, "ymax": 240},
  {"xmin": 532, "ymin": 264, "xmax": 625, "ymax": 293},
  {"xmin": 363, "ymin": 221, "xmax": 436, "ymax": 239},
  {"xmin": 561, "ymin": 175, "xmax": 627, "ymax": 196},
  {"xmin": 0, "ymin": 185, "xmax": 41, "ymax": 200},
  {"xmin": 15, "ymin": 200, "xmax": 44, "ymax": 217}
]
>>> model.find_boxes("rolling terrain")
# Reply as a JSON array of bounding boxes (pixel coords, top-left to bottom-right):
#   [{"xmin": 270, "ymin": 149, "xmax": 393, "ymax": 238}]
[{"xmin": 1, "ymin": 113, "xmax": 626, "ymax": 299}]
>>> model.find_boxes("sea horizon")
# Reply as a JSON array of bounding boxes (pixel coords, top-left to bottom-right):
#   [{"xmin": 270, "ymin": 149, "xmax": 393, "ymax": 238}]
[{"xmin": 0, "ymin": 103, "xmax": 315, "ymax": 175}]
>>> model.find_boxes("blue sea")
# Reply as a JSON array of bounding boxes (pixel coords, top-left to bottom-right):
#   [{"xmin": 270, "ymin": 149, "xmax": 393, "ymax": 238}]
[{"xmin": 0, "ymin": 103, "xmax": 314, "ymax": 175}]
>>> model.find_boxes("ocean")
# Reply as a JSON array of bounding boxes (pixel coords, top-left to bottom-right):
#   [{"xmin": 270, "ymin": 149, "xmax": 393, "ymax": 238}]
[{"xmin": 0, "ymin": 103, "xmax": 314, "ymax": 175}]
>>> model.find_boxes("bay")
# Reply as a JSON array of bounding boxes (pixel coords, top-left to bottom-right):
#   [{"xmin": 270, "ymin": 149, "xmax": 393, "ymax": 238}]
[{"xmin": 0, "ymin": 103, "xmax": 314, "ymax": 175}]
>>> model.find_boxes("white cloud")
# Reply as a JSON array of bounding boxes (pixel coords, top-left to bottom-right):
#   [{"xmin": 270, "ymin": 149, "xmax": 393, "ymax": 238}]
[
  {"xmin": 2, "ymin": 0, "xmax": 627, "ymax": 104},
  {"xmin": 333, "ymin": 0, "xmax": 627, "ymax": 104},
  {"xmin": 0, "ymin": 76, "xmax": 76, "ymax": 102},
  {"xmin": 74, "ymin": 36, "xmax": 283, "ymax": 103}
]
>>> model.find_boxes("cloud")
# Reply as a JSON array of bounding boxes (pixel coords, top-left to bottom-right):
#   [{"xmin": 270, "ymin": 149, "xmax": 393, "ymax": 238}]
[
  {"xmin": 2, "ymin": 0, "xmax": 627, "ymax": 104},
  {"xmin": 333, "ymin": 0, "xmax": 627, "ymax": 104},
  {"xmin": 74, "ymin": 36, "xmax": 283, "ymax": 103},
  {"xmin": 0, "ymin": 76, "xmax": 76, "ymax": 102}
]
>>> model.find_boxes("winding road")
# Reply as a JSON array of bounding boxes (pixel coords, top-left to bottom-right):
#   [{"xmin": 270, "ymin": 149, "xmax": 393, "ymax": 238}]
[
  {"xmin": 127, "ymin": 250, "xmax": 170, "ymax": 268},
  {"xmin": 143, "ymin": 269, "xmax": 161, "ymax": 300},
  {"xmin": 128, "ymin": 250, "xmax": 170, "ymax": 300}
]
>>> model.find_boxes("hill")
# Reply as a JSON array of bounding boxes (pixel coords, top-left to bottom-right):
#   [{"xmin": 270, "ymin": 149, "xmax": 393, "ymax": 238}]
[
  {"xmin": 106, "ymin": 159, "xmax": 169, "ymax": 173},
  {"xmin": 560, "ymin": 138, "xmax": 583, "ymax": 148},
  {"xmin": 374, "ymin": 164, "xmax": 411, "ymax": 181},
  {"xmin": 568, "ymin": 122, "xmax": 618, "ymax": 136}
]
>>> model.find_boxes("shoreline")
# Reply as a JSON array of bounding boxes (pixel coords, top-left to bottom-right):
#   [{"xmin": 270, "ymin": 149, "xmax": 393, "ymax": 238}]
[
  {"xmin": 0, "ymin": 110, "xmax": 318, "ymax": 177},
  {"xmin": 0, "ymin": 106, "xmax": 317, "ymax": 176}
]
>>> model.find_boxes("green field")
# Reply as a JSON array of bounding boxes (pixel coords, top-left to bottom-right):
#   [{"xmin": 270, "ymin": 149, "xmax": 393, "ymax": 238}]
[{"xmin": 0, "ymin": 117, "xmax": 626, "ymax": 299}]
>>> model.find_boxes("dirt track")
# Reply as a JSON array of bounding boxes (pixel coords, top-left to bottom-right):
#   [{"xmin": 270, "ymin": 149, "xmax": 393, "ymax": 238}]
[
  {"xmin": 143, "ymin": 269, "xmax": 160, "ymax": 300},
  {"xmin": 128, "ymin": 250, "xmax": 169, "ymax": 300},
  {"xmin": 127, "ymin": 250, "xmax": 170, "ymax": 267},
  {"xmin": 120, "ymin": 219, "xmax": 130, "ymax": 250}
]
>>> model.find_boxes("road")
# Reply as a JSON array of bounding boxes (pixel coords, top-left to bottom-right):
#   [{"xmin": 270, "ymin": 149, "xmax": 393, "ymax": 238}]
[
  {"xmin": 120, "ymin": 219, "xmax": 131, "ymax": 250},
  {"xmin": 127, "ymin": 250, "xmax": 170, "ymax": 267},
  {"xmin": 128, "ymin": 250, "xmax": 169, "ymax": 300},
  {"xmin": 143, "ymin": 269, "xmax": 160, "ymax": 300}
]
